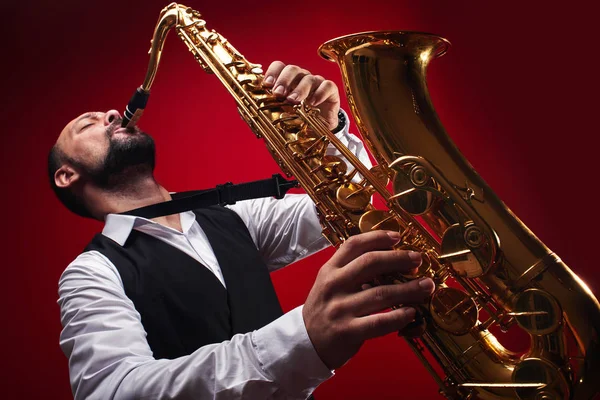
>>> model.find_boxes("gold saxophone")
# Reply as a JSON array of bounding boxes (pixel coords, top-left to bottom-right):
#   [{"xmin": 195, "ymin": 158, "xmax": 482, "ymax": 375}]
[{"xmin": 128, "ymin": 4, "xmax": 600, "ymax": 399}]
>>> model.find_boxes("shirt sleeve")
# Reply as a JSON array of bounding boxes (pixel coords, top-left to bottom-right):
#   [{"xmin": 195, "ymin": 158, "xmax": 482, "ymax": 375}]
[
  {"xmin": 229, "ymin": 109, "xmax": 373, "ymax": 271},
  {"xmin": 58, "ymin": 251, "xmax": 332, "ymax": 400},
  {"xmin": 328, "ymin": 109, "xmax": 373, "ymax": 177}
]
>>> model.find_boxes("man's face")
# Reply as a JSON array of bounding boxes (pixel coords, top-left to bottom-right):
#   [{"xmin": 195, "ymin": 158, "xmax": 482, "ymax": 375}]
[{"xmin": 57, "ymin": 110, "xmax": 155, "ymax": 189}]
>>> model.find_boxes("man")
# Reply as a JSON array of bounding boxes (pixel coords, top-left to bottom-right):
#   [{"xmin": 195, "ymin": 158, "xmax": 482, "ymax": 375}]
[{"xmin": 51, "ymin": 61, "xmax": 435, "ymax": 399}]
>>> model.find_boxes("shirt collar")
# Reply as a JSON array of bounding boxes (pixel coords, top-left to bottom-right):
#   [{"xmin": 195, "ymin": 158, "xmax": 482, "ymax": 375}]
[{"xmin": 102, "ymin": 211, "xmax": 197, "ymax": 246}]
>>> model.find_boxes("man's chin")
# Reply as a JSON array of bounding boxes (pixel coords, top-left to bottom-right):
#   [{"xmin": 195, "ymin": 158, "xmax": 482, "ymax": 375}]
[
  {"xmin": 110, "ymin": 134, "xmax": 152, "ymax": 152},
  {"xmin": 89, "ymin": 163, "xmax": 155, "ymax": 190}
]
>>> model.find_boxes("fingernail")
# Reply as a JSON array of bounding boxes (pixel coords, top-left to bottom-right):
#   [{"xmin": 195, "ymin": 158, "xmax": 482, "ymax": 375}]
[
  {"xmin": 408, "ymin": 251, "xmax": 422, "ymax": 264},
  {"xmin": 287, "ymin": 92, "xmax": 299, "ymax": 101},
  {"xmin": 387, "ymin": 231, "xmax": 401, "ymax": 241},
  {"xmin": 404, "ymin": 307, "xmax": 416, "ymax": 320},
  {"xmin": 273, "ymin": 85, "xmax": 285, "ymax": 96},
  {"xmin": 264, "ymin": 76, "xmax": 274, "ymax": 85},
  {"xmin": 418, "ymin": 277, "xmax": 435, "ymax": 292}
]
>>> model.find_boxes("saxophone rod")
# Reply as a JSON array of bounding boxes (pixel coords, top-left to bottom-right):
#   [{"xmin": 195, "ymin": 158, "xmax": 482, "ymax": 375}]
[{"xmin": 459, "ymin": 383, "xmax": 546, "ymax": 388}]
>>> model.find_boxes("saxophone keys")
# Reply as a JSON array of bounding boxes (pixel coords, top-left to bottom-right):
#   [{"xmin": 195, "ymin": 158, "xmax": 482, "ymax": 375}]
[
  {"xmin": 336, "ymin": 183, "xmax": 371, "ymax": 211},
  {"xmin": 205, "ymin": 31, "xmax": 219, "ymax": 44},
  {"xmin": 512, "ymin": 289, "xmax": 562, "ymax": 335},
  {"xmin": 440, "ymin": 223, "xmax": 494, "ymax": 278},
  {"xmin": 224, "ymin": 60, "xmax": 247, "ymax": 69},
  {"xmin": 272, "ymin": 112, "xmax": 301, "ymax": 125},
  {"xmin": 429, "ymin": 287, "xmax": 478, "ymax": 336},
  {"xmin": 400, "ymin": 247, "xmax": 436, "ymax": 279},
  {"xmin": 367, "ymin": 164, "xmax": 390, "ymax": 186},
  {"xmin": 512, "ymin": 358, "xmax": 570, "ymax": 400},
  {"xmin": 184, "ymin": 6, "xmax": 202, "ymax": 18},
  {"xmin": 391, "ymin": 169, "xmax": 435, "ymax": 215},
  {"xmin": 358, "ymin": 209, "xmax": 401, "ymax": 233},
  {"xmin": 311, "ymin": 155, "xmax": 347, "ymax": 178}
]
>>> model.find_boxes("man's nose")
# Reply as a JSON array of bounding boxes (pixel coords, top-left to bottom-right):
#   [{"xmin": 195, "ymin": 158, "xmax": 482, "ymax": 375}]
[{"xmin": 103, "ymin": 110, "xmax": 122, "ymax": 126}]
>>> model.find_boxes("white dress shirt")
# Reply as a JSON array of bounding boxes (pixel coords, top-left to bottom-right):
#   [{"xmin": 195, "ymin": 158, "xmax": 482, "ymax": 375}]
[{"xmin": 58, "ymin": 112, "xmax": 372, "ymax": 400}]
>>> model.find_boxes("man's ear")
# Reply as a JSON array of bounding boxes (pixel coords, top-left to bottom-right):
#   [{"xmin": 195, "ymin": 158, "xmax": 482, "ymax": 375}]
[{"xmin": 54, "ymin": 165, "xmax": 80, "ymax": 189}]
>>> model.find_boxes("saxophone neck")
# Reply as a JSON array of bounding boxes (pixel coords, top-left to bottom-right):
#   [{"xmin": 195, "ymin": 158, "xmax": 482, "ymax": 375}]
[
  {"xmin": 142, "ymin": 3, "xmax": 197, "ymax": 91},
  {"xmin": 122, "ymin": 3, "xmax": 199, "ymax": 128}
]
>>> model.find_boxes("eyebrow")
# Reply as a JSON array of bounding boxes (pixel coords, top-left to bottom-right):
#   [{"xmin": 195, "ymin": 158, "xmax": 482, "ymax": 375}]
[
  {"xmin": 75, "ymin": 113, "xmax": 94, "ymax": 124},
  {"xmin": 73, "ymin": 113, "xmax": 99, "ymax": 132}
]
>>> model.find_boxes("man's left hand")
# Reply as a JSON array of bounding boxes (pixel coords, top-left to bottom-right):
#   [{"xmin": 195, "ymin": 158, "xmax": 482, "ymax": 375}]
[{"xmin": 263, "ymin": 61, "xmax": 341, "ymax": 130}]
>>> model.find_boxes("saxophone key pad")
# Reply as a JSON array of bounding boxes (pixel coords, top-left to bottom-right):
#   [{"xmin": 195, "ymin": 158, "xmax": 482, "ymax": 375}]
[
  {"xmin": 336, "ymin": 183, "xmax": 370, "ymax": 211},
  {"xmin": 358, "ymin": 209, "xmax": 401, "ymax": 233},
  {"xmin": 512, "ymin": 357, "xmax": 569, "ymax": 400},
  {"xmin": 429, "ymin": 287, "xmax": 478, "ymax": 335},
  {"xmin": 512, "ymin": 289, "xmax": 561, "ymax": 335}
]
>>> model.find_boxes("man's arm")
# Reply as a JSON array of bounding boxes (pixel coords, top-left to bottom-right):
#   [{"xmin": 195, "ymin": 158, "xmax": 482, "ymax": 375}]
[
  {"xmin": 228, "ymin": 194, "xmax": 327, "ymax": 271},
  {"xmin": 58, "ymin": 251, "xmax": 332, "ymax": 400},
  {"xmin": 59, "ymin": 234, "xmax": 433, "ymax": 399}
]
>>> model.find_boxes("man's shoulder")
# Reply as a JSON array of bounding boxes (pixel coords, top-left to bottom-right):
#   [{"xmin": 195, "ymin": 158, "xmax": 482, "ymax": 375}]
[{"xmin": 59, "ymin": 247, "xmax": 122, "ymax": 288}]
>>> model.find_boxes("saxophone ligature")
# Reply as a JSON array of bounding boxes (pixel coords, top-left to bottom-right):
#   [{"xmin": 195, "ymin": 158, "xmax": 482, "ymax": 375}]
[{"xmin": 123, "ymin": 3, "xmax": 600, "ymax": 399}]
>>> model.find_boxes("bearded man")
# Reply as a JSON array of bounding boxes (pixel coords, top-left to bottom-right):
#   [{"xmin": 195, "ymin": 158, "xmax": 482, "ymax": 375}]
[{"xmin": 50, "ymin": 61, "xmax": 434, "ymax": 399}]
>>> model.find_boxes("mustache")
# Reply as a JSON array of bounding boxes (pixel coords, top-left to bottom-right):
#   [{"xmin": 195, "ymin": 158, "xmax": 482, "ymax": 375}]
[{"xmin": 106, "ymin": 118, "xmax": 140, "ymax": 137}]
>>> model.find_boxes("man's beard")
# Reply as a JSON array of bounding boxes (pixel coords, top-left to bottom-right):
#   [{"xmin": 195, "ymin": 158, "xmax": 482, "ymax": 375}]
[{"xmin": 82, "ymin": 122, "xmax": 156, "ymax": 190}]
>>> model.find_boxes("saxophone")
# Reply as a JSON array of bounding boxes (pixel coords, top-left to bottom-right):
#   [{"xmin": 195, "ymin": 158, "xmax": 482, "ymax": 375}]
[{"xmin": 125, "ymin": 4, "xmax": 600, "ymax": 399}]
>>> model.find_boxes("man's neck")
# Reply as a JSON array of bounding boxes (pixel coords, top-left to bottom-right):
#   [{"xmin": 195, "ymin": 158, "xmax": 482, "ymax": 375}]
[{"xmin": 88, "ymin": 176, "xmax": 183, "ymax": 232}]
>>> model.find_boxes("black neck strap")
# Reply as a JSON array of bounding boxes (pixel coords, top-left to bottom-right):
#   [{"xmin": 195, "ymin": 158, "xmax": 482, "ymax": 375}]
[{"xmin": 121, "ymin": 174, "xmax": 298, "ymax": 219}]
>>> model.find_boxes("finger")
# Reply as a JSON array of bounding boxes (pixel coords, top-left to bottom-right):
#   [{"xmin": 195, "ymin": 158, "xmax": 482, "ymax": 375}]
[
  {"xmin": 272, "ymin": 65, "xmax": 310, "ymax": 97},
  {"xmin": 346, "ymin": 278, "xmax": 435, "ymax": 316},
  {"xmin": 327, "ymin": 230, "xmax": 402, "ymax": 269},
  {"xmin": 309, "ymin": 80, "xmax": 340, "ymax": 129},
  {"xmin": 263, "ymin": 61, "xmax": 286, "ymax": 87},
  {"xmin": 307, "ymin": 79, "xmax": 339, "ymax": 107},
  {"xmin": 340, "ymin": 249, "xmax": 423, "ymax": 286},
  {"xmin": 286, "ymin": 74, "xmax": 325, "ymax": 104},
  {"xmin": 350, "ymin": 307, "xmax": 417, "ymax": 340}
]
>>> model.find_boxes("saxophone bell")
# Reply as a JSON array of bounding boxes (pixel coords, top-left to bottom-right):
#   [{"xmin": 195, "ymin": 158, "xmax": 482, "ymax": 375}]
[{"xmin": 319, "ymin": 30, "xmax": 600, "ymax": 400}]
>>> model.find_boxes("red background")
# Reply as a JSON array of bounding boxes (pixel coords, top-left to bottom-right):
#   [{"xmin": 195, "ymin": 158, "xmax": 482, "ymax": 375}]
[{"xmin": 3, "ymin": 1, "xmax": 599, "ymax": 398}]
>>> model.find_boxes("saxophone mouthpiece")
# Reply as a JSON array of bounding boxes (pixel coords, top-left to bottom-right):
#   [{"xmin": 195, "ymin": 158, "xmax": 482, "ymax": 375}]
[{"xmin": 122, "ymin": 86, "xmax": 150, "ymax": 127}]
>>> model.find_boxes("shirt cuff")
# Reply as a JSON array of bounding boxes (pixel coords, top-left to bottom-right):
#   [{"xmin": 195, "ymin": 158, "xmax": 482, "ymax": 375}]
[
  {"xmin": 252, "ymin": 305, "xmax": 333, "ymax": 397},
  {"xmin": 334, "ymin": 108, "xmax": 351, "ymax": 138}
]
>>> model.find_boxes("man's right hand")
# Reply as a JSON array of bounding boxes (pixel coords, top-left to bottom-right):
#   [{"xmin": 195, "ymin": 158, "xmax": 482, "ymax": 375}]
[{"xmin": 303, "ymin": 230, "xmax": 435, "ymax": 370}]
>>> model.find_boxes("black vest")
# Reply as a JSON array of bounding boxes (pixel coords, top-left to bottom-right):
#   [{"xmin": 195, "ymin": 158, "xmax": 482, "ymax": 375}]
[{"xmin": 85, "ymin": 206, "xmax": 283, "ymax": 360}]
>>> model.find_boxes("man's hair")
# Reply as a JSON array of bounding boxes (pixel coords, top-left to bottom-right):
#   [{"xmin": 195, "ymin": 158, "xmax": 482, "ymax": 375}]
[{"xmin": 47, "ymin": 145, "xmax": 94, "ymax": 219}]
